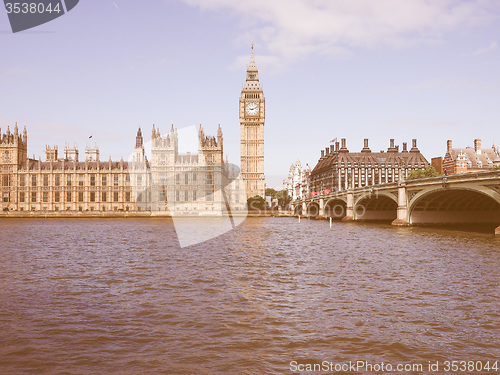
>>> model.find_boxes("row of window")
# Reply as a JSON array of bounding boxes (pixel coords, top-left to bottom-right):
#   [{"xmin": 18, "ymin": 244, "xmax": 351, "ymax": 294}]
[
  {"xmin": 316, "ymin": 167, "xmax": 425, "ymax": 179},
  {"xmin": 136, "ymin": 190, "xmax": 214, "ymax": 203},
  {"xmin": 11, "ymin": 174, "xmax": 124, "ymax": 187},
  {"xmin": 17, "ymin": 206, "xmax": 132, "ymax": 212},
  {"xmin": 313, "ymin": 174, "xmax": 402, "ymax": 189},
  {"xmin": 14, "ymin": 191, "xmax": 130, "ymax": 203},
  {"xmin": 1, "ymin": 173, "xmax": 227, "ymax": 188}
]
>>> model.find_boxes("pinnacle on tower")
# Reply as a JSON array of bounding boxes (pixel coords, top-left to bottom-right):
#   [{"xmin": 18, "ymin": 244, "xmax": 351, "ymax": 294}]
[
  {"xmin": 136, "ymin": 127, "xmax": 143, "ymax": 148},
  {"xmin": 247, "ymin": 42, "xmax": 258, "ymax": 73}
]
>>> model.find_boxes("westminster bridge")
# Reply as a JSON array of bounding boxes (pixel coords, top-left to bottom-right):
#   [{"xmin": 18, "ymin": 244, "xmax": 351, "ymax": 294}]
[{"xmin": 291, "ymin": 170, "xmax": 500, "ymax": 235}]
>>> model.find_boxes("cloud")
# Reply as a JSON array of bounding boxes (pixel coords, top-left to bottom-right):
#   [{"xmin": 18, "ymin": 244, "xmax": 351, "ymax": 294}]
[
  {"xmin": 473, "ymin": 41, "xmax": 498, "ymax": 55},
  {"xmin": 182, "ymin": 0, "xmax": 497, "ymax": 66}
]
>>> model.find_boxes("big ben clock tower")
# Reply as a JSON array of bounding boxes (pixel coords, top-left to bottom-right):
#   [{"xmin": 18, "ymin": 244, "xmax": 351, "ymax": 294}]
[{"xmin": 240, "ymin": 43, "xmax": 265, "ymax": 198}]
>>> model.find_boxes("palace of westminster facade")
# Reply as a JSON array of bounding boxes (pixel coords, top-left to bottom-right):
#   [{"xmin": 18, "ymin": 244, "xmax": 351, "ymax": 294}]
[{"xmin": 0, "ymin": 47, "xmax": 266, "ymax": 213}]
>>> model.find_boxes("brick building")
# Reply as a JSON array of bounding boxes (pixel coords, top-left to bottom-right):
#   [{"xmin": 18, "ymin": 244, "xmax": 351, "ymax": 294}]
[
  {"xmin": 442, "ymin": 139, "xmax": 500, "ymax": 175},
  {"xmin": 310, "ymin": 138, "xmax": 429, "ymax": 193}
]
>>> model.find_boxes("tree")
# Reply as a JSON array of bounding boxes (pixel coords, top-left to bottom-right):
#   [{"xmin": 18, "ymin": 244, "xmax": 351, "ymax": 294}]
[
  {"xmin": 406, "ymin": 166, "xmax": 441, "ymax": 180},
  {"xmin": 264, "ymin": 188, "xmax": 291, "ymax": 208},
  {"xmin": 265, "ymin": 187, "xmax": 277, "ymax": 199},
  {"xmin": 275, "ymin": 189, "xmax": 291, "ymax": 208},
  {"xmin": 247, "ymin": 195, "xmax": 267, "ymax": 211}
]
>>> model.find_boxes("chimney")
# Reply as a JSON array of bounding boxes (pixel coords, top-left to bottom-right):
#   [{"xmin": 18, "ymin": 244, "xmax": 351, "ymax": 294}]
[
  {"xmin": 361, "ymin": 138, "xmax": 371, "ymax": 153},
  {"xmin": 339, "ymin": 138, "xmax": 348, "ymax": 152},
  {"xmin": 447, "ymin": 140, "xmax": 452, "ymax": 153},
  {"xmin": 410, "ymin": 139, "xmax": 419, "ymax": 152},
  {"xmin": 321, "ymin": 150, "xmax": 325, "ymax": 158},
  {"xmin": 335, "ymin": 141, "xmax": 340, "ymax": 151},
  {"xmin": 474, "ymin": 139, "xmax": 481, "ymax": 154},
  {"xmin": 402, "ymin": 142, "xmax": 407, "ymax": 152},
  {"xmin": 330, "ymin": 145, "xmax": 335, "ymax": 153},
  {"xmin": 325, "ymin": 147, "xmax": 329, "ymax": 155},
  {"xmin": 396, "ymin": 145, "xmax": 399, "ymax": 152},
  {"xmin": 388, "ymin": 139, "xmax": 396, "ymax": 152}
]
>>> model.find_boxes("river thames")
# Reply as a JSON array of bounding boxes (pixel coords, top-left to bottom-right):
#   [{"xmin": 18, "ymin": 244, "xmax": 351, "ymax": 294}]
[{"xmin": 0, "ymin": 218, "xmax": 498, "ymax": 374}]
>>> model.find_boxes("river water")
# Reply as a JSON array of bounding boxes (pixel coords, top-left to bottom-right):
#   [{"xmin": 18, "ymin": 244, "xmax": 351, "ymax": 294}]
[{"xmin": 0, "ymin": 218, "xmax": 498, "ymax": 374}]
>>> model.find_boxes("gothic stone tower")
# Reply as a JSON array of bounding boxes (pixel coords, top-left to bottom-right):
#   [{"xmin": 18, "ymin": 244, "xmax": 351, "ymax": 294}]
[
  {"xmin": 0, "ymin": 123, "xmax": 28, "ymax": 170},
  {"xmin": 0, "ymin": 123, "xmax": 27, "ymax": 206},
  {"xmin": 240, "ymin": 44, "xmax": 265, "ymax": 198}
]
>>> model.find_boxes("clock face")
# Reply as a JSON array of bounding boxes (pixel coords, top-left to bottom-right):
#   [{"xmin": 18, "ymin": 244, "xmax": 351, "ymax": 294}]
[{"xmin": 245, "ymin": 102, "xmax": 259, "ymax": 116}]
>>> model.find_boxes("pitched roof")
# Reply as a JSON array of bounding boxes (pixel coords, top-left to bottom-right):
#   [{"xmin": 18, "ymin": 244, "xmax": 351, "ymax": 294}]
[
  {"xmin": 312, "ymin": 150, "xmax": 429, "ymax": 176},
  {"xmin": 447, "ymin": 147, "xmax": 499, "ymax": 168}
]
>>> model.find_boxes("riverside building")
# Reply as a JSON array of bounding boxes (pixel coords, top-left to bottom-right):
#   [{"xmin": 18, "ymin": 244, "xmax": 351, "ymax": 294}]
[
  {"xmin": 240, "ymin": 44, "xmax": 265, "ymax": 198},
  {"xmin": 283, "ymin": 160, "xmax": 311, "ymax": 200},
  {"xmin": 442, "ymin": 139, "xmax": 500, "ymax": 174},
  {"xmin": 310, "ymin": 138, "xmax": 429, "ymax": 193},
  {"xmin": 0, "ymin": 124, "xmax": 245, "ymax": 214}
]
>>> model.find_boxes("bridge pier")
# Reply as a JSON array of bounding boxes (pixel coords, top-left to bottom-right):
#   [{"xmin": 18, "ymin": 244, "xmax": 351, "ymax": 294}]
[
  {"xmin": 342, "ymin": 190, "xmax": 354, "ymax": 222},
  {"xmin": 317, "ymin": 198, "xmax": 325, "ymax": 219},
  {"xmin": 496, "ymin": 225, "xmax": 500, "ymax": 236},
  {"xmin": 302, "ymin": 201, "xmax": 307, "ymax": 217},
  {"xmin": 392, "ymin": 181, "xmax": 410, "ymax": 226}
]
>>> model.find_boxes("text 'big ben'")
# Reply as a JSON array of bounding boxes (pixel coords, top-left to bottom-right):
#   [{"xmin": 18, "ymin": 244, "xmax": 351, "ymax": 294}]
[{"xmin": 240, "ymin": 44, "xmax": 265, "ymax": 198}]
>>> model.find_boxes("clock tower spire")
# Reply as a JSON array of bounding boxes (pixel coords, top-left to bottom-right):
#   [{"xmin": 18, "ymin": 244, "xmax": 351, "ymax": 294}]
[{"xmin": 240, "ymin": 43, "xmax": 265, "ymax": 199}]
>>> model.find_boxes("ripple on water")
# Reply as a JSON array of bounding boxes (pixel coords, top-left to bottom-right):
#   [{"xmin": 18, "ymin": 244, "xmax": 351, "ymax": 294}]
[{"xmin": 0, "ymin": 217, "xmax": 499, "ymax": 374}]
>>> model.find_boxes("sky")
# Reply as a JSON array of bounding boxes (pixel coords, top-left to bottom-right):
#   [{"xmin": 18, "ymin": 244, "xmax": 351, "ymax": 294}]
[{"xmin": 1, "ymin": 0, "xmax": 499, "ymax": 188}]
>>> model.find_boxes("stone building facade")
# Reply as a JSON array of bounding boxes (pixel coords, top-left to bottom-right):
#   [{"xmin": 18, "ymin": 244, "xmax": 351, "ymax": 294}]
[
  {"xmin": 442, "ymin": 139, "xmax": 500, "ymax": 175},
  {"xmin": 283, "ymin": 160, "xmax": 311, "ymax": 200},
  {"xmin": 240, "ymin": 44, "xmax": 265, "ymax": 198},
  {"xmin": 310, "ymin": 138, "xmax": 429, "ymax": 193},
  {"xmin": 130, "ymin": 125, "xmax": 245, "ymax": 214},
  {"xmin": 0, "ymin": 124, "xmax": 134, "ymax": 212},
  {"xmin": 0, "ymin": 124, "xmax": 245, "ymax": 214}
]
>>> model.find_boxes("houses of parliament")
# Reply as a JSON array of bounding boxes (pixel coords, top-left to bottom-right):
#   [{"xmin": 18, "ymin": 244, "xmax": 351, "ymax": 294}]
[{"xmin": 0, "ymin": 47, "xmax": 265, "ymax": 214}]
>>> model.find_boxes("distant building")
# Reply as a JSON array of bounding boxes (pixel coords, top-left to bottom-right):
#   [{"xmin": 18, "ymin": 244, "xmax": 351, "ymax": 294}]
[
  {"xmin": 443, "ymin": 139, "xmax": 500, "ymax": 175},
  {"xmin": 0, "ymin": 124, "xmax": 133, "ymax": 212},
  {"xmin": 283, "ymin": 160, "xmax": 311, "ymax": 200},
  {"xmin": 310, "ymin": 138, "xmax": 429, "ymax": 193},
  {"xmin": 0, "ymin": 124, "xmax": 245, "ymax": 213}
]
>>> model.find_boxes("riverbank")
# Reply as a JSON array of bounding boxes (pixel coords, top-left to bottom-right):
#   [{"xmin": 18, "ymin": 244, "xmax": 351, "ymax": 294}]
[{"xmin": 0, "ymin": 211, "xmax": 274, "ymax": 218}]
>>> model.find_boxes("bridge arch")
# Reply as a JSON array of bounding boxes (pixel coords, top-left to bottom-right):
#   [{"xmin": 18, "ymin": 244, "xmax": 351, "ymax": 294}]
[
  {"xmin": 293, "ymin": 204, "xmax": 303, "ymax": 216},
  {"xmin": 409, "ymin": 187, "xmax": 500, "ymax": 225},
  {"xmin": 306, "ymin": 201, "xmax": 321, "ymax": 218},
  {"xmin": 324, "ymin": 198, "xmax": 347, "ymax": 220},
  {"xmin": 354, "ymin": 192, "xmax": 398, "ymax": 221}
]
